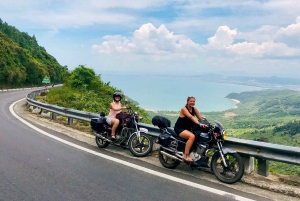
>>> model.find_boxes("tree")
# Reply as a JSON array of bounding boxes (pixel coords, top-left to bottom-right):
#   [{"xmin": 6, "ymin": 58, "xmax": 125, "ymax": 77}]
[{"xmin": 66, "ymin": 65, "xmax": 103, "ymax": 91}]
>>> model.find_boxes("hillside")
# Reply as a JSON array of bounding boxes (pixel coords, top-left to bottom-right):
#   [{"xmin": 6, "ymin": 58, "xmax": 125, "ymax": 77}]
[{"xmin": 0, "ymin": 19, "xmax": 68, "ymax": 88}]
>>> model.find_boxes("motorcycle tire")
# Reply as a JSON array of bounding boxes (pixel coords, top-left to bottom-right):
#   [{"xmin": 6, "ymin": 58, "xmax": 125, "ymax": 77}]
[
  {"xmin": 128, "ymin": 132, "xmax": 153, "ymax": 157},
  {"xmin": 158, "ymin": 147, "xmax": 181, "ymax": 169},
  {"xmin": 95, "ymin": 136, "xmax": 110, "ymax": 148},
  {"xmin": 211, "ymin": 152, "xmax": 244, "ymax": 184}
]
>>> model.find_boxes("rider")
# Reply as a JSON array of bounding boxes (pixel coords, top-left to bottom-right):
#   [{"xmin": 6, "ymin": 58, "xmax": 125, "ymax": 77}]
[
  {"xmin": 106, "ymin": 92, "xmax": 126, "ymax": 140},
  {"xmin": 174, "ymin": 96, "xmax": 207, "ymax": 162}
]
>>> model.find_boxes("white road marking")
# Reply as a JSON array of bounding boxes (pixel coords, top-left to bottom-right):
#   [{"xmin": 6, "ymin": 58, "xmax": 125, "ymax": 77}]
[{"xmin": 10, "ymin": 99, "xmax": 255, "ymax": 201}]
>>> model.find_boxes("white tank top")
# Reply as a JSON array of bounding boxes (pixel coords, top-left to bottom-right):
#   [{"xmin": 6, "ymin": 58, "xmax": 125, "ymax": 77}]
[{"xmin": 108, "ymin": 101, "xmax": 121, "ymax": 118}]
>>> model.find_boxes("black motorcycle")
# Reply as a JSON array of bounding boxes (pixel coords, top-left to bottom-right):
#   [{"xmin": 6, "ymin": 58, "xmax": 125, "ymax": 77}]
[
  {"xmin": 152, "ymin": 116, "xmax": 244, "ymax": 184},
  {"xmin": 91, "ymin": 101, "xmax": 153, "ymax": 157}
]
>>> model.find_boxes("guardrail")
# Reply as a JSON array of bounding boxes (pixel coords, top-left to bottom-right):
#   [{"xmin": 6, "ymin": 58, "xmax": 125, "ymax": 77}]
[{"xmin": 26, "ymin": 89, "xmax": 300, "ymax": 177}]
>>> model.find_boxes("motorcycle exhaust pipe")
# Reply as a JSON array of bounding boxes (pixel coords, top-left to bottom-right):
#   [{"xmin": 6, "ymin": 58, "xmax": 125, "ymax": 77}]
[
  {"xmin": 160, "ymin": 151, "xmax": 183, "ymax": 162},
  {"xmin": 95, "ymin": 133, "xmax": 111, "ymax": 142}
]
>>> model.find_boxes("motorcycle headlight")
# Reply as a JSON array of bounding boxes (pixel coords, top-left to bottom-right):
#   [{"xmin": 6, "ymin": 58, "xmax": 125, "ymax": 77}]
[{"xmin": 223, "ymin": 130, "xmax": 227, "ymax": 140}]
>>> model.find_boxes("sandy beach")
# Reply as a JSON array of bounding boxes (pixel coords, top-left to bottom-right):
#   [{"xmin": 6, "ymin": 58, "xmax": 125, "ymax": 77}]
[
  {"xmin": 231, "ymin": 99, "xmax": 240, "ymax": 104},
  {"xmin": 231, "ymin": 99, "xmax": 240, "ymax": 108},
  {"xmin": 144, "ymin": 109, "xmax": 158, "ymax": 112}
]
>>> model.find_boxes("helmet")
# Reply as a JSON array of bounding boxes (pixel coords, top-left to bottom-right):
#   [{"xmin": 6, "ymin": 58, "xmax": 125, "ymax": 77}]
[{"xmin": 113, "ymin": 92, "xmax": 122, "ymax": 102}]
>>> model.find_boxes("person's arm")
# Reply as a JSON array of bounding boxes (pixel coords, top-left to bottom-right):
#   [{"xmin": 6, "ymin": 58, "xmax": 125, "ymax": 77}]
[
  {"xmin": 194, "ymin": 107, "xmax": 204, "ymax": 120},
  {"xmin": 194, "ymin": 108, "xmax": 208, "ymax": 127}
]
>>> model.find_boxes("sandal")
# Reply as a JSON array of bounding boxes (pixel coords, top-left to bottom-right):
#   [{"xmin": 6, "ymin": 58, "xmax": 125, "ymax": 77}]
[
  {"xmin": 183, "ymin": 157, "xmax": 193, "ymax": 163},
  {"xmin": 111, "ymin": 135, "xmax": 116, "ymax": 140}
]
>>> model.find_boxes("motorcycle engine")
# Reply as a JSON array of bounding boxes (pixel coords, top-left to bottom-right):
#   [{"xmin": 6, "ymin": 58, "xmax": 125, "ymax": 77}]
[
  {"xmin": 197, "ymin": 144, "xmax": 207, "ymax": 156},
  {"xmin": 189, "ymin": 151, "xmax": 201, "ymax": 161},
  {"xmin": 190, "ymin": 143, "xmax": 209, "ymax": 163}
]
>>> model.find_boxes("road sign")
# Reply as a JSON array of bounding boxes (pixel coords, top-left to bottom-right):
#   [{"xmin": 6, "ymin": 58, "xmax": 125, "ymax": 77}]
[{"xmin": 42, "ymin": 76, "xmax": 50, "ymax": 84}]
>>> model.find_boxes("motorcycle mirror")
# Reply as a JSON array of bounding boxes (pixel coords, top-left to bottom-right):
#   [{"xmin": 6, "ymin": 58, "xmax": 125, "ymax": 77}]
[
  {"xmin": 125, "ymin": 99, "xmax": 128, "ymax": 104},
  {"xmin": 100, "ymin": 111, "xmax": 105, "ymax": 117}
]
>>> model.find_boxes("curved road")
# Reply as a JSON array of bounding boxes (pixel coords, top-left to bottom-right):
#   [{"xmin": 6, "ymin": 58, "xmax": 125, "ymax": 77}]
[{"xmin": 0, "ymin": 89, "xmax": 274, "ymax": 201}]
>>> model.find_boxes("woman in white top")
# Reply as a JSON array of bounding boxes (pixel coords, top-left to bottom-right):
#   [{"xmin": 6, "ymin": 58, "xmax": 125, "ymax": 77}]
[{"xmin": 106, "ymin": 92, "xmax": 126, "ymax": 140}]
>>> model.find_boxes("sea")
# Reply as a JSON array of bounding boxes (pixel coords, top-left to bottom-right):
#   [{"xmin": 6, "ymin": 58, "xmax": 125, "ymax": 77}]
[{"xmin": 101, "ymin": 74, "xmax": 262, "ymax": 112}]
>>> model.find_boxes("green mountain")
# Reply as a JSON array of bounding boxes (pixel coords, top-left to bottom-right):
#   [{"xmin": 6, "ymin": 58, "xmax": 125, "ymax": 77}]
[{"xmin": 0, "ymin": 19, "xmax": 68, "ymax": 88}]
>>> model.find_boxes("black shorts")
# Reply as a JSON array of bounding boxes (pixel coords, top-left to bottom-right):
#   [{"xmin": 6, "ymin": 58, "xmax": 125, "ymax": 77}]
[{"xmin": 174, "ymin": 127, "xmax": 186, "ymax": 135}]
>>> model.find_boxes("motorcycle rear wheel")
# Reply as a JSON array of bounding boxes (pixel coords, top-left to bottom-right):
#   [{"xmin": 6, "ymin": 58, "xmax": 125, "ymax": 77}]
[
  {"xmin": 158, "ymin": 148, "xmax": 181, "ymax": 169},
  {"xmin": 211, "ymin": 152, "xmax": 244, "ymax": 184},
  {"xmin": 95, "ymin": 135, "xmax": 110, "ymax": 148},
  {"xmin": 128, "ymin": 132, "xmax": 153, "ymax": 157}
]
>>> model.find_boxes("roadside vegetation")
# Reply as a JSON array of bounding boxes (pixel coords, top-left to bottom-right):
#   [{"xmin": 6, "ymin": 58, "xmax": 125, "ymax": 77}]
[{"xmin": 42, "ymin": 65, "xmax": 151, "ymax": 125}]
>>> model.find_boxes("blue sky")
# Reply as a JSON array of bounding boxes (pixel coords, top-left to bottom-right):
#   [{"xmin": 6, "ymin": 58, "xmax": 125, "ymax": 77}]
[{"xmin": 0, "ymin": 0, "xmax": 300, "ymax": 77}]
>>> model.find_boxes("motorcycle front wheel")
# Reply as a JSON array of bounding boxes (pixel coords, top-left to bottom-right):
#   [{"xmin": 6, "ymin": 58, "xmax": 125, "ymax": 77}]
[
  {"xmin": 211, "ymin": 152, "xmax": 244, "ymax": 184},
  {"xmin": 158, "ymin": 147, "xmax": 181, "ymax": 169},
  {"xmin": 128, "ymin": 132, "xmax": 153, "ymax": 157},
  {"xmin": 95, "ymin": 135, "xmax": 110, "ymax": 148}
]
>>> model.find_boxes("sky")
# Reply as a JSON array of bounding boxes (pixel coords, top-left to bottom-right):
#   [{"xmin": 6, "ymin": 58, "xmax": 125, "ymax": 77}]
[{"xmin": 0, "ymin": 0, "xmax": 300, "ymax": 78}]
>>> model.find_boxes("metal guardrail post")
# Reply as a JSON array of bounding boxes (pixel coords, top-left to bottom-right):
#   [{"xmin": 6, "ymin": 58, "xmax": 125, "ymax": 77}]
[
  {"xmin": 68, "ymin": 117, "xmax": 73, "ymax": 126},
  {"xmin": 52, "ymin": 112, "xmax": 57, "ymax": 120},
  {"xmin": 255, "ymin": 137, "xmax": 269, "ymax": 176},
  {"xmin": 240, "ymin": 153, "xmax": 255, "ymax": 174},
  {"xmin": 257, "ymin": 158, "xmax": 269, "ymax": 177}
]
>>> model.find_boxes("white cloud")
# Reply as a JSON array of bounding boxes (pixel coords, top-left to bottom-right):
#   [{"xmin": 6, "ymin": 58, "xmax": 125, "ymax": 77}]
[
  {"xmin": 94, "ymin": 19, "xmax": 300, "ymax": 60},
  {"xmin": 237, "ymin": 25, "xmax": 279, "ymax": 43},
  {"xmin": 274, "ymin": 17, "xmax": 300, "ymax": 47},
  {"xmin": 207, "ymin": 26, "xmax": 237, "ymax": 48},
  {"xmin": 92, "ymin": 23, "xmax": 200, "ymax": 57},
  {"xmin": 227, "ymin": 41, "xmax": 298, "ymax": 57}
]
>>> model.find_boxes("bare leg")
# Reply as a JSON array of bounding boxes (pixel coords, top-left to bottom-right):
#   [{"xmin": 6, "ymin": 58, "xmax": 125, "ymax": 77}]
[
  {"xmin": 179, "ymin": 130, "xmax": 195, "ymax": 162},
  {"xmin": 111, "ymin": 118, "xmax": 119, "ymax": 139}
]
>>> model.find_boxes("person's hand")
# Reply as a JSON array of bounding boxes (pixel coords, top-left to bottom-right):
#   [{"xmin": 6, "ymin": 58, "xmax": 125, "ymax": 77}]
[{"xmin": 200, "ymin": 123, "xmax": 208, "ymax": 128}]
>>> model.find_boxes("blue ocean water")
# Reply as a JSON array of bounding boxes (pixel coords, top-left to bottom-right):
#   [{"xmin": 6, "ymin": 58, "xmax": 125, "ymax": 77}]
[{"xmin": 101, "ymin": 74, "xmax": 262, "ymax": 112}]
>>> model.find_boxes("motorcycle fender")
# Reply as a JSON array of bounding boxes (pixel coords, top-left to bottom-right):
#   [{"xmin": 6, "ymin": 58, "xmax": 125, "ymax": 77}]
[
  {"xmin": 129, "ymin": 128, "xmax": 148, "ymax": 138},
  {"xmin": 139, "ymin": 127, "xmax": 148, "ymax": 133},
  {"xmin": 222, "ymin": 147, "xmax": 237, "ymax": 154}
]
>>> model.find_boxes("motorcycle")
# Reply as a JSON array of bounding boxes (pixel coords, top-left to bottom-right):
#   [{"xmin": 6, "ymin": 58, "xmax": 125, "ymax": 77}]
[
  {"xmin": 152, "ymin": 116, "xmax": 244, "ymax": 184},
  {"xmin": 91, "ymin": 100, "xmax": 153, "ymax": 157}
]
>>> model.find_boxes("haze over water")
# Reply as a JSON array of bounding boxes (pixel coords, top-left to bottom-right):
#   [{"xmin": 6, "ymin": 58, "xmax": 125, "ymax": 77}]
[{"xmin": 101, "ymin": 74, "xmax": 262, "ymax": 112}]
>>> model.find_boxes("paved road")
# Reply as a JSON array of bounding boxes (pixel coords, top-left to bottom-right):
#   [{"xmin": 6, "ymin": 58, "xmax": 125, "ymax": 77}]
[{"xmin": 0, "ymin": 89, "xmax": 284, "ymax": 201}]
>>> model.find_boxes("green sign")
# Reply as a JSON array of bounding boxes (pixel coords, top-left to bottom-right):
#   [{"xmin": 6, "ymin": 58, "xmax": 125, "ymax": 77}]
[{"xmin": 42, "ymin": 76, "xmax": 50, "ymax": 84}]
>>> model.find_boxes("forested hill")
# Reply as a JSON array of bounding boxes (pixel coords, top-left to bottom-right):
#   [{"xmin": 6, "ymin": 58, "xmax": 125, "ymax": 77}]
[{"xmin": 0, "ymin": 19, "xmax": 68, "ymax": 88}]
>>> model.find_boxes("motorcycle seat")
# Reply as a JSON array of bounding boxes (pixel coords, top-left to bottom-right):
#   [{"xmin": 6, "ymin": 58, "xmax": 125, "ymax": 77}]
[
  {"xmin": 166, "ymin": 127, "xmax": 188, "ymax": 142},
  {"xmin": 102, "ymin": 117, "xmax": 111, "ymax": 126}
]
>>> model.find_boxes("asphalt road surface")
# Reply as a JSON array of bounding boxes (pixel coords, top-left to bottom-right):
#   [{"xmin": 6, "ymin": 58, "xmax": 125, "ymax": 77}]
[{"xmin": 0, "ymin": 88, "xmax": 289, "ymax": 201}]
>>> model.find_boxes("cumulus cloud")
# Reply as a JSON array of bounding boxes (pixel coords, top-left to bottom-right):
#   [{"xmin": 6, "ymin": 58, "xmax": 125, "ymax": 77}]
[
  {"xmin": 227, "ymin": 41, "xmax": 298, "ymax": 57},
  {"xmin": 274, "ymin": 16, "xmax": 300, "ymax": 47},
  {"xmin": 92, "ymin": 23, "xmax": 200, "ymax": 57},
  {"xmin": 207, "ymin": 26, "xmax": 237, "ymax": 48},
  {"xmin": 237, "ymin": 25, "xmax": 279, "ymax": 43},
  {"xmin": 93, "ymin": 18, "xmax": 300, "ymax": 60}
]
